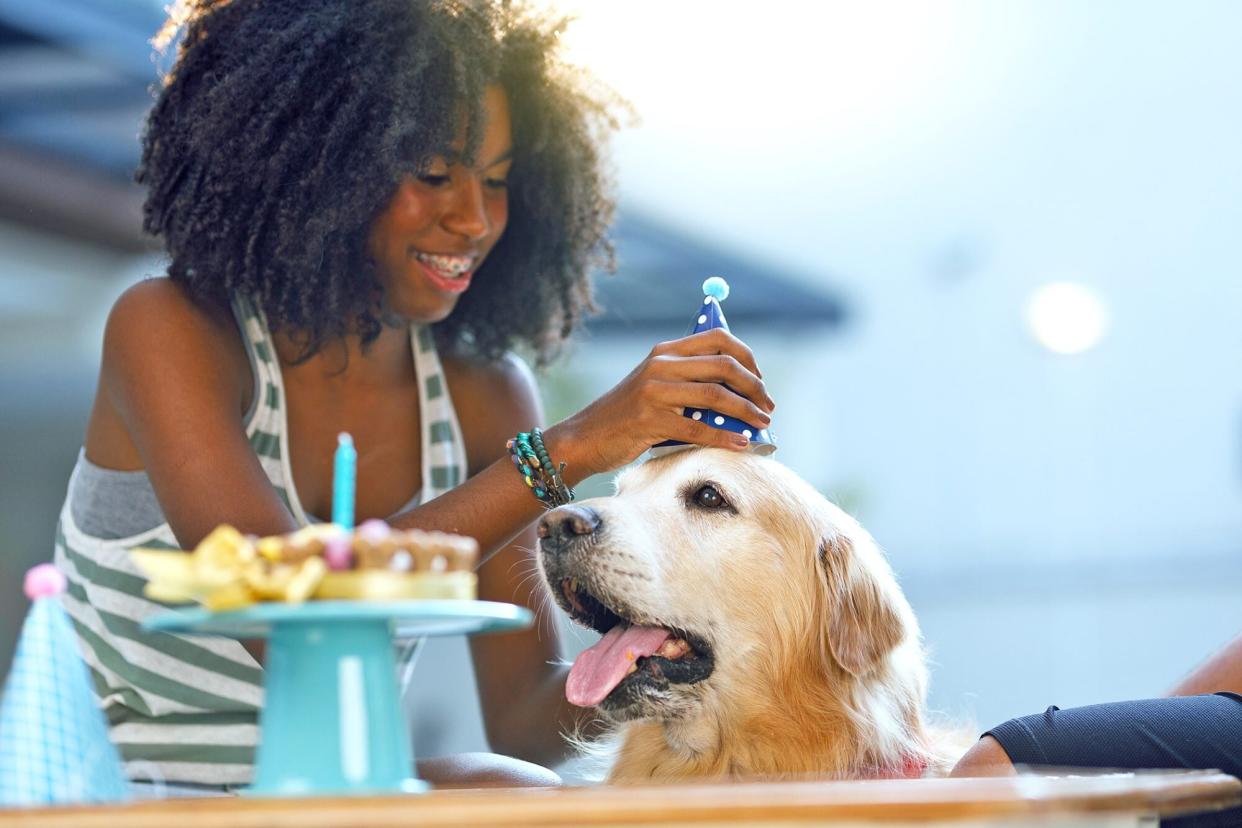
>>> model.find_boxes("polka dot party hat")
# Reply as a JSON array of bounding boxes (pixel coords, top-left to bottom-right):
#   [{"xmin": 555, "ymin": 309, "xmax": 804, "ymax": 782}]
[{"xmin": 650, "ymin": 277, "xmax": 777, "ymax": 457}]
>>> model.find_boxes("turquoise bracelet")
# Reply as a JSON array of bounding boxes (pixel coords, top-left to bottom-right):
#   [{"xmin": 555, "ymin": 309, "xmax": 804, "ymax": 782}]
[{"xmin": 506, "ymin": 428, "xmax": 574, "ymax": 508}]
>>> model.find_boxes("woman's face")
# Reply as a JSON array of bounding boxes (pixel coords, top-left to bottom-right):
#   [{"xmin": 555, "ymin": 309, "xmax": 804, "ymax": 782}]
[{"xmin": 368, "ymin": 85, "xmax": 512, "ymax": 324}]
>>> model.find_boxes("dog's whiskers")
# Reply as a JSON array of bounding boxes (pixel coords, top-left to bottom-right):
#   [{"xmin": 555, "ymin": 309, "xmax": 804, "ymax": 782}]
[
  {"xmin": 598, "ymin": 564, "xmax": 653, "ymax": 582},
  {"xmin": 485, "ymin": 545, "xmax": 566, "ymax": 644}
]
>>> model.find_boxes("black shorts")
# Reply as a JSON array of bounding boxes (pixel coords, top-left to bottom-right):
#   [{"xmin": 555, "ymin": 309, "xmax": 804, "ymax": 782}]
[{"xmin": 986, "ymin": 693, "xmax": 1242, "ymax": 828}]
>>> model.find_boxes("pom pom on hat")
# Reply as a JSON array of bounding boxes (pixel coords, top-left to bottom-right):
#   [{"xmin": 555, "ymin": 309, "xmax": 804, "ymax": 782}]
[
  {"xmin": 702, "ymin": 276, "xmax": 730, "ymax": 302},
  {"xmin": 24, "ymin": 564, "xmax": 66, "ymax": 601},
  {"xmin": 650, "ymin": 277, "xmax": 776, "ymax": 457}
]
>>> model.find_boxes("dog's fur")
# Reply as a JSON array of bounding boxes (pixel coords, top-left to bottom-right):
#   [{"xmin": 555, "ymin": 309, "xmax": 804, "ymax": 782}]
[{"xmin": 538, "ymin": 448, "xmax": 966, "ymax": 784}]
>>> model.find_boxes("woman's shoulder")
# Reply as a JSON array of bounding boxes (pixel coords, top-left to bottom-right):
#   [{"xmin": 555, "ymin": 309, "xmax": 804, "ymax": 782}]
[
  {"xmin": 100, "ymin": 278, "xmax": 251, "ymax": 410},
  {"xmin": 105, "ymin": 278, "xmax": 231, "ymax": 344},
  {"xmin": 441, "ymin": 351, "xmax": 542, "ymax": 472},
  {"xmin": 441, "ymin": 350, "xmax": 538, "ymax": 403},
  {"xmin": 85, "ymin": 278, "xmax": 254, "ymax": 473}
]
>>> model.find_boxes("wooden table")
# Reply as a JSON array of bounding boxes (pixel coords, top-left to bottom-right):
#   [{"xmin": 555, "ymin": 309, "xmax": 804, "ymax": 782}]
[{"xmin": 1, "ymin": 771, "xmax": 1238, "ymax": 827}]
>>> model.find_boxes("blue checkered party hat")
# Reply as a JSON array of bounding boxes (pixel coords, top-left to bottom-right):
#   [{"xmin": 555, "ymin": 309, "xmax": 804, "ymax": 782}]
[
  {"xmin": 0, "ymin": 565, "xmax": 130, "ymax": 806},
  {"xmin": 650, "ymin": 277, "xmax": 777, "ymax": 457}
]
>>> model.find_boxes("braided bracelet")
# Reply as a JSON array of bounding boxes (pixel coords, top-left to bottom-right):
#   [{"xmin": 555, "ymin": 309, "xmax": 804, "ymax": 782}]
[{"xmin": 506, "ymin": 428, "xmax": 575, "ymax": 508}]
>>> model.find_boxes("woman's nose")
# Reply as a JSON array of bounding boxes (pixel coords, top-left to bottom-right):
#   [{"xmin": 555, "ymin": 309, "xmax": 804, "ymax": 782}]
[{"xmin": 442, "ymin": 177, "xmax": 489, "ymax": 240}]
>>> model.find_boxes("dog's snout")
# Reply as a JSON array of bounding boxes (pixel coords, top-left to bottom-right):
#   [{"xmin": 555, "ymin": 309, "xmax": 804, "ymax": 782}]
[{"xmin": 537, "ymin": 504, "xmax": 602, "ymax": 547}]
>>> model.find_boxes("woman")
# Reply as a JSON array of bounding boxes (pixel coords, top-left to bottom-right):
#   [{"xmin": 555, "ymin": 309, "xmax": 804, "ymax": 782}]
[{"xmin": 56, "ymin": 0, "xmax": 775, "ymax": 791}]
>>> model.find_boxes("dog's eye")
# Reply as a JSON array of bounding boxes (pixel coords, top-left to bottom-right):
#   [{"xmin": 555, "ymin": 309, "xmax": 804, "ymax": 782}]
[{"xmin": 694, "ymin": 485, "xmax": 726, "ymax": 510}]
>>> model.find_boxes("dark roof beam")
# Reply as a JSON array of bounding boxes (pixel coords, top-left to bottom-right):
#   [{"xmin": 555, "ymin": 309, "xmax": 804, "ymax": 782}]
[
  {"xmin": 0, "ymin": 0, "xmax": 162, "ymax": 84},
  {"xmin": 0, "ymin": 45, "xmax": 150, "ymax": 116},
  {"xmin": 0, "ymin": 140, "xmax": 151, "ymax": 252},
  {"xmin": 0, "ymin": 83, "xmax": 152, "ymax": 117}
]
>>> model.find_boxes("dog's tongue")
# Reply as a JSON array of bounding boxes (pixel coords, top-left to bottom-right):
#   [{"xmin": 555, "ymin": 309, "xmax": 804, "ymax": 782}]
[{"xmin": 566, "ymin": 624, "xmax": 670, "ymax": 707}]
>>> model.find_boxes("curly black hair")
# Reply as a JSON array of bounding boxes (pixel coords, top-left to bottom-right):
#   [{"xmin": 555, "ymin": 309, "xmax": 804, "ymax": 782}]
[{"xmin": 138, "ymin": 0, "xmax": 618, "ymax": 365}]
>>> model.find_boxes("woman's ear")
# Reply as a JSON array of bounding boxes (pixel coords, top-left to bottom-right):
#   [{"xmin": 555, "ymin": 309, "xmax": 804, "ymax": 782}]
[{"xmin": 818, "ymin": 531, "xmax": 907, "ymax": 677}]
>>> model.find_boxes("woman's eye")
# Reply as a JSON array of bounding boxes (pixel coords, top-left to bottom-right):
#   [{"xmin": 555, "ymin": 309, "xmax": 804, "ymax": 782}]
[
  {"xmin": 694, "ymin": 485, "xmax": 725, "ymax": 509},
  {"xmin": 484, "ymin": 177, "xmax": 509, "ymax": 190},
  {"xmin": 418, "ymin": 173, "xmax": 450, "ymax": 187}
]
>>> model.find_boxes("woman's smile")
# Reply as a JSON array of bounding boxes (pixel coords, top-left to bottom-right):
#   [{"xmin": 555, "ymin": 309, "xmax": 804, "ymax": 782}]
[{"xmin": 411, "ymin": 249, "xmax": 477, "ymax": 294}]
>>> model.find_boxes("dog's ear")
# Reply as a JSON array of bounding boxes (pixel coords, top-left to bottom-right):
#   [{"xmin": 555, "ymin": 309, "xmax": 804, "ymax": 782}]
[{"xmin": 818, "ymin": 531, "xmax": 907, "ymax": 677}]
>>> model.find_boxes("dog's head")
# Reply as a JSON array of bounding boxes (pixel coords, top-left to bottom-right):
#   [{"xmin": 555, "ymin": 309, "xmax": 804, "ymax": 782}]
[{"xmin": 538, "ymin": 448, "xmax": 921, "ymax": 724}]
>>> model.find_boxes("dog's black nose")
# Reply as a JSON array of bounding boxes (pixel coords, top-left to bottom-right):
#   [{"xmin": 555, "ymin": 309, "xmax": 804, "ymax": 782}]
[{"xmin": 537, "ymin": 505, "xmax": 602, "ymax": 546}]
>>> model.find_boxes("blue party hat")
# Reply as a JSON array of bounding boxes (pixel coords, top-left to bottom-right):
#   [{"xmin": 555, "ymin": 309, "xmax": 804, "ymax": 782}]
[
  {"xmin": 0, "ymin": 565, "xmax": 131, "ymax": 807},
  {"xmin": 651, "ymin": 276, "xmax": 777, "ymax": 457}
]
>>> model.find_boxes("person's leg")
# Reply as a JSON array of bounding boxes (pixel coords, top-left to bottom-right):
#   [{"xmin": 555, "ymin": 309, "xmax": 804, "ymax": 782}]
[{"xmin": 416, "ymin": 752, "xmax": 562, "ymax": 789}]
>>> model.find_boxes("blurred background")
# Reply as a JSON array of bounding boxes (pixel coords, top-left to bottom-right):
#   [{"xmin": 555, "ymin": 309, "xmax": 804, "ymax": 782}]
[{"xmin": 1, "ymin": 0, "xmax": 1239, "ymax": 776}]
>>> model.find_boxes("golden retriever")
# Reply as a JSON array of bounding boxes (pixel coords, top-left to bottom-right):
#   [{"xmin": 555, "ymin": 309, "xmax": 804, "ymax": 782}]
[{"xmin": 537, "ymin": 448, "xmax": 965, "ymax": 783}]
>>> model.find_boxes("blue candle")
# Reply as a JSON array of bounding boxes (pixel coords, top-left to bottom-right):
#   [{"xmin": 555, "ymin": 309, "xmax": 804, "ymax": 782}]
[{"xmin": 332, "ymin": 432, "xmax": 356, "ymax": 529}]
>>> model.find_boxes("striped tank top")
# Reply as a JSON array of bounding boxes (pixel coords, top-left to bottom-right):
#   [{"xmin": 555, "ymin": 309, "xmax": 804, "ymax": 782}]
[{"xmin": 53, "ymin": 294, "xmax": 468, "ymax": 787}]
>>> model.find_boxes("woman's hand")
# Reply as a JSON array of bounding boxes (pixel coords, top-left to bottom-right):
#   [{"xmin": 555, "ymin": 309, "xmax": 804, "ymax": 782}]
[{"xmin": 543, "ymin": 327, "xmax": 776, "ymax": 482}]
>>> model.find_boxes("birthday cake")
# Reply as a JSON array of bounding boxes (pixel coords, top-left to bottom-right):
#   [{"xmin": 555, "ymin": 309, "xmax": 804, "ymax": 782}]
[{"xmin": 132, "ymin": 520, "xmax": 478, "ymax": 609}]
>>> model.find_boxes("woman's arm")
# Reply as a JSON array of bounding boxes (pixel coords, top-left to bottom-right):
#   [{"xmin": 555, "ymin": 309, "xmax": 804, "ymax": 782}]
[{"xmin": 384, "ymin": 327, "xmax": 775, "ymax": 559}]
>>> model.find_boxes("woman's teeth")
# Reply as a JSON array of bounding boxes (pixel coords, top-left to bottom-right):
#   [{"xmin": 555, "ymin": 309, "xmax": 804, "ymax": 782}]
[{"xmin": 415, "ymin": 252, "xmax": 473, "ymax": 279}]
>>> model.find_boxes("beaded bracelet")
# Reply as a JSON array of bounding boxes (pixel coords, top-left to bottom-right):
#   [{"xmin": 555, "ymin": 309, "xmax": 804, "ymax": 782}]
[{"xmin": 506, "ymin": 428, "xmax": 575, "ymax": 508}]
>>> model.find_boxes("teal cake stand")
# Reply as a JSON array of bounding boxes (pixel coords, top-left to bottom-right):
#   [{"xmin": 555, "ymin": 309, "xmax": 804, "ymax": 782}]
[{"xmin": 145, "ymin": 599, "xmax": 532, "ymax": 797}]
